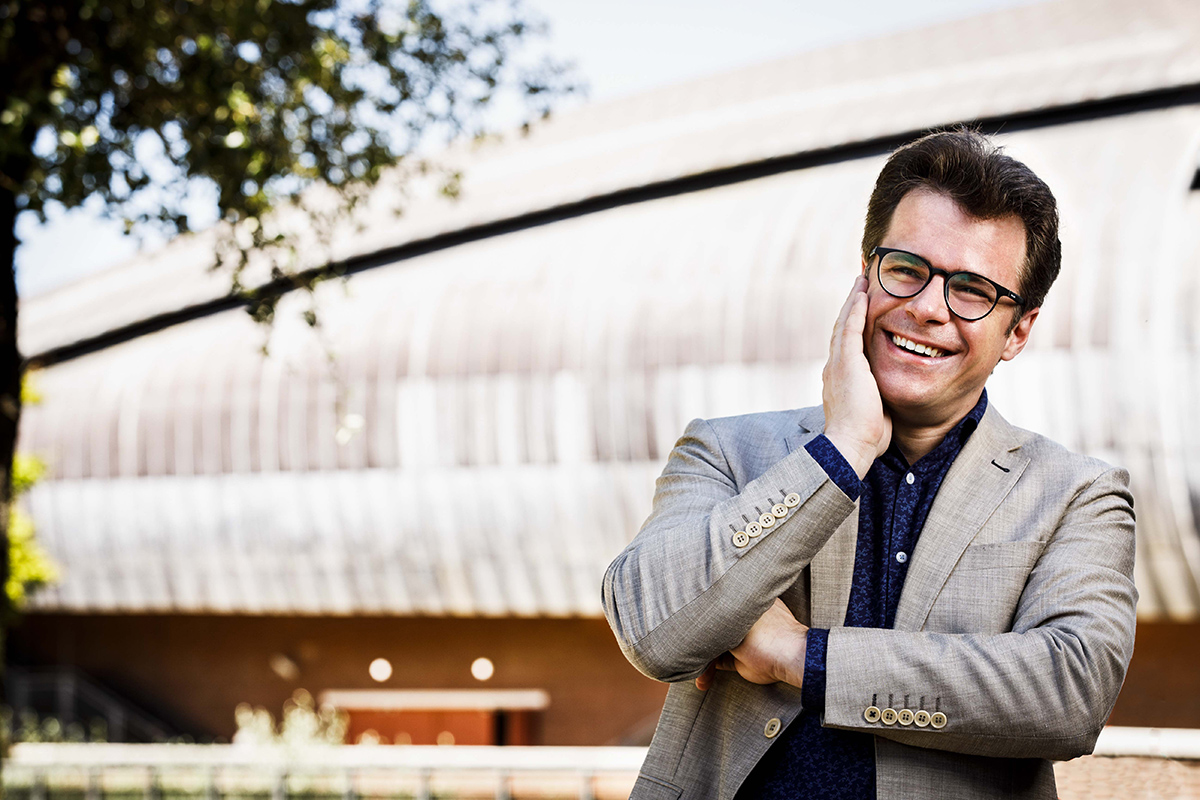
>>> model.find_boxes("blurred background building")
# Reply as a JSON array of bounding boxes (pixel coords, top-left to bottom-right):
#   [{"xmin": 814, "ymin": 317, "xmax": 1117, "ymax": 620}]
[{"xmin": 8, "ymin": 0, "xmax": 1200, "ymax": 748}]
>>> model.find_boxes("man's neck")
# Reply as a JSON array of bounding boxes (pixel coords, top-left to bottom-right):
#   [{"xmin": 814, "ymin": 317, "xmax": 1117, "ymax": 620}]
[
  {"xmin": 888, "ymin": 393, "xmax": 985, "ymax": 465},
  {"xmin": 891, "ymin": 424, "xmax": 957, "ymax": 466}
]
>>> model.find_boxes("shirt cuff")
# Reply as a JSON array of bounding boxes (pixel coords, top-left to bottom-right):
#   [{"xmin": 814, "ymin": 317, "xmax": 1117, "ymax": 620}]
[
  {"xmin": 804, "ymin": 435, "xmax": 862, "ymax": 501},
  {"xmin": 802, "ymin": 627, "xmax": 829, "ymax": 712}
]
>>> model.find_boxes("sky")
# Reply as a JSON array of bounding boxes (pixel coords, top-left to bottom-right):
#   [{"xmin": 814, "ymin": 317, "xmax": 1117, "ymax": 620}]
[{"xmin": 14, "ymin": 0, "xmax": 1044, "ymax": 298}]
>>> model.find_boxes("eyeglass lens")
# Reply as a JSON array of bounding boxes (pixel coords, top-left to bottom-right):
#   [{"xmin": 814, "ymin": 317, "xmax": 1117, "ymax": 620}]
[{"xmin": 878, "ymin": 251, "xmax": 998, "ymax": 319}]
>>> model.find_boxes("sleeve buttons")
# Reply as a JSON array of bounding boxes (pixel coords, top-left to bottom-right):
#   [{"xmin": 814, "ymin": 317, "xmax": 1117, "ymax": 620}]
[
  {"xmin": 771, "ymin": 503, "xmax": 788, "ymax": 518},
  {"xmin": 758, "ymin": 512, "xmax": 776, "ymax": 528},
  {"xmin": 930, "ymin": 711, "xmax": 947, "ymax": 729},
  {"xmin": 914, "ymin": 710, "xmax": 931, "ymax": 728},
  {"xmin": 732, "ymin": 531, "xmax": 750, "ymax": 548},
  {"xmin": 784, "ymin": 492, "xmax": 801, "ymax": 508},
  {"xmin": 746, "ymin": 521, "xmax": 764, "ymax": 538},
  {"xmin": 881, "ymin": 708, "xmax": 898, "ymax": 725},
  {"xmin": 764, "ymin": 717, "xmax": 782, "ymax": 738},
  {"xmin": 897, "ymin": 709, "xmax": 914, "ymax": 726},
  {"xmin": 864, "ymin": 706, "xmax": 881, "ymax": 724}
]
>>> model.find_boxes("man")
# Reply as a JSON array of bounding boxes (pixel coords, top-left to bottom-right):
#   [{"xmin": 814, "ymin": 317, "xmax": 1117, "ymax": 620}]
[{"xmin": 602, "ymin": 130, "xmax": 1137, "ymax": 799}]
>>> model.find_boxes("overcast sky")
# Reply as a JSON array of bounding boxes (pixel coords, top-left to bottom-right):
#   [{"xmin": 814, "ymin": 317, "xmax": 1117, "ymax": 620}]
[{"xmin": 15, "ymin": 0, "xmax": 1044, "ymax": 298}]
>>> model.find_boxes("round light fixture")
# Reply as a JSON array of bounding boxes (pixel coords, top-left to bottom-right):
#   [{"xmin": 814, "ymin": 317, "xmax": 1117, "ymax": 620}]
[
  {"xmin": 470, "ymin": 657, "xmax": 494, "ymax": 681},
  {"xmin": 368, "ymin": 657, "xmax": 393, "ymax": 682}
]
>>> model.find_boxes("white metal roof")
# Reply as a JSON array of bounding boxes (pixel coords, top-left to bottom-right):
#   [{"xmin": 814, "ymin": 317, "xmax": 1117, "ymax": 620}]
[{"xmin": 19, "ymin": 0, "xmax": 1200, "ymax": 358}]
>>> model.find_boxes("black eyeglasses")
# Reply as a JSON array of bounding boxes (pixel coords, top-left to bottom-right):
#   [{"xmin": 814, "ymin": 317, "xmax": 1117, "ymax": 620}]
[{"xmin": 870, "ymin": 247, "xmax": 1025, "ymax": 321}]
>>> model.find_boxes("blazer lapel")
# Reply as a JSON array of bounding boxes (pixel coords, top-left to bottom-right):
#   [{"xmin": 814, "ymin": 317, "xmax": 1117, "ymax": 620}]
[
  {"xmin": 892, "ymin": 404, "xmax": 1030, "ymax": 632},
  {"xmin": 785, "ymin": 407, "xmax": 858, "ymax": 629},
  {"xmin": 782, "ymin": 406, "xmax": 825, "ymax": 456},
  {"xmin": 810, "ymin": 512, "xmax": 859, "ymax": 628}
]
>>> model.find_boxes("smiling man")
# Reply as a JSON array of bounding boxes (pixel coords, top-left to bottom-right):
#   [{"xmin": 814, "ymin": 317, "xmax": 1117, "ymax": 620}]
[{"xmin": 603, "ymin": 130, "xmax": 1137, "ymax": 800}]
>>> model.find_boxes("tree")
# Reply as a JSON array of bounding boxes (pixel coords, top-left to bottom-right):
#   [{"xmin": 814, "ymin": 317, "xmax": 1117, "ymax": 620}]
[
  {"xmin": 7, "ymin": 374, "xmax": 55, "ymax": 614},
  {"xmin": 0, "ymin": 0, "xmax": 573, "ymax": 646}
]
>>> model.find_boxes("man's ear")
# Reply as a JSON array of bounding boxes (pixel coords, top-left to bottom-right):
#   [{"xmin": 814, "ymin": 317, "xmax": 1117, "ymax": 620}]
[
  {"xmin": 1000, "ymin": 307, "xmax": 1039, "ymax": 362},
  {"xmin": 861, "ymin": 254, "xmax": 869, "ymax": 276}
]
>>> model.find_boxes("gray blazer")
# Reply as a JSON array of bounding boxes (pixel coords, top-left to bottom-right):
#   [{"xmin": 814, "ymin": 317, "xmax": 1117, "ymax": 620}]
[{"xmin": 602, "ymin": 404, "xmax": 1137, "ymax": 800}]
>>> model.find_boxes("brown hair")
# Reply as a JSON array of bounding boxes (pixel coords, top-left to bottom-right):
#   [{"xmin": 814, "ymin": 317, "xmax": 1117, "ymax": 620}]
[{"xmin": 861, "ymin": 129, "xmax": 1061, "ymax": 319}]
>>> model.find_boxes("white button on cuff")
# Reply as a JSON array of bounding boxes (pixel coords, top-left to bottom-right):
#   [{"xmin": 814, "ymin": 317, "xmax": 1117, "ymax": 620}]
[
  {"xmin": 864, "ymin": 706, "xmax": 881, "ymax": 724},
  {"xmin": 758, "ymin": 512, "xmax": 776, "ymax": 528},
  {"xmin": 732, "ymin": 531, "xmax": 750, "ymax": 548},
  {"xmin": 764, "ymin": 717, "xmax": 782, "ymax": 738},
  {"xmin": 746, "ymin": 521, "xmax": 764, "ymax": 537},
  {"xmin": 771, "ymin": 503, "xmax": 788, "ymax": 518},
  {"xmin": 881, "ymin": 708, "xmax": 898, "ymax": 725},
  {"xmin": 931, "ymin": 711, "xmax": 947, "ymax": 729},
  {"xmin": 784, "ymin": 492, "xmax": 801, "ymax": 508},
  {"xmin": 898, "ymin": 709, "xmax": 914, "ymax": 726},
  {"xmin": 896, "ymin": 551, "xmax": 908, "ymax": 564},
  {"xmin": 914, "ymin": 710, "xmax": 931, "ymax": 728},
  {"xmin": 905, "ymin": 472, "xmax": 915, "ymax": 485}
]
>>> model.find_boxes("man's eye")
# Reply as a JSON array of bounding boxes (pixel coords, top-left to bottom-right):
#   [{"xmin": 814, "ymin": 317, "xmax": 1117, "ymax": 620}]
[{"xmin": 954, "ymin": 282, "xmax": 994, "ymax": 300}]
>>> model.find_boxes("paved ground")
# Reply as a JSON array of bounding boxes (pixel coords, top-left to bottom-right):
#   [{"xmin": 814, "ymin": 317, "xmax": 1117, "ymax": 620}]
[{"xmin": 1056, "ymin": 756, "xmax": 1200, "ymax": 799}]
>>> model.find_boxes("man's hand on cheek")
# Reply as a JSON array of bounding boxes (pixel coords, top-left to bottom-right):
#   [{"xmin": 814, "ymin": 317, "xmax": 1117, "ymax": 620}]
[
  {"xmin": 695, "ymin": 599, "xmax": 809, "ymax": 691},
  {"xmin": 822, "ymin": 273, "xmax": 891, "ymax": 477}
]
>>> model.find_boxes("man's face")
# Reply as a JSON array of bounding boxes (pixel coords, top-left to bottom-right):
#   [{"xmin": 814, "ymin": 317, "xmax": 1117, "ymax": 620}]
[{"xmin": 862, "ymin": 188, "xmax": 1039, "ymax": 429}]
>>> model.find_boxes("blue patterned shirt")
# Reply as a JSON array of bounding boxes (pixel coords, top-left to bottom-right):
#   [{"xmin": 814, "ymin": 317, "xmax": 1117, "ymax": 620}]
[{"xmin": 734, "ymin": 391, "xmax": 989, "ymax": 799}]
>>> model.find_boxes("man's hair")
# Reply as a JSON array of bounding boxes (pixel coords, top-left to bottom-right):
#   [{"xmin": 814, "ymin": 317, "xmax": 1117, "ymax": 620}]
[{"xmin": 861, "ymin": 129, "xmax": 1061, "ymax": 318}]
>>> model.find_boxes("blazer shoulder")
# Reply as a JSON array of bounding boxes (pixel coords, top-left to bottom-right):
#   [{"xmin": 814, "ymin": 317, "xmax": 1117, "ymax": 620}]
[
  {"xmin": 701, "ymin": 406, "xmax": 822, "ymax": 442},
  {"xmin": 999, "ymin": 414, "xmax": 1128, "ymax": 487},
  {"xmin": 679, "ymin": 407, "xmax": 822, "ymax": 486}
]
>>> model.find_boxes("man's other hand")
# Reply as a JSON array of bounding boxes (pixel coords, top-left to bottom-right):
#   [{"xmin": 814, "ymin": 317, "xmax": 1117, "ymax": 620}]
[
  {"xmin": 823, "ymin": 273, "xmax": 891, "ymax": 477},
  {"xmin": 695, "ymin": 599, "xmax": 809, "ymax": 691}
]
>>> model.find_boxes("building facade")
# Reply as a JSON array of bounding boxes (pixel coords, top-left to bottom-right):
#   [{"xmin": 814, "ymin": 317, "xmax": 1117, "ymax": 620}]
[{"xmin": 11, "ymin": 0, "xmax": 1200, "ymax": 742}]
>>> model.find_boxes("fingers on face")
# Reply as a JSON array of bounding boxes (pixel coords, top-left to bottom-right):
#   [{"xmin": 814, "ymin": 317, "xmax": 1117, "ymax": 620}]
[
  {"xmin": 844, "ymin": 290, "xmax": 868, "ymax": 338},
  {"xmin": 832, "ymin": 283, "xmax": 869, "ymax": 356}
]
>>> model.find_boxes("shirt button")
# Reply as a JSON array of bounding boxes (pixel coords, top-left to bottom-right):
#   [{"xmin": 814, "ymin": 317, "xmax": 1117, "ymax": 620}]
[
  {"xmin": 896, "ymin": 551, "xmax": 908, "ymax": 564},
  {"xmin": 905, "ymin": 472, "xmax": 915, "ymax": 485},
  {"xmin": 764, "ymin": 717, "xmax": 782, "ymax": 738}
]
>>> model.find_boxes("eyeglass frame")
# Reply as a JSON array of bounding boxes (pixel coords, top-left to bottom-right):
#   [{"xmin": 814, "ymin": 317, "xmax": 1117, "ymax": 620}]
[{"xmin": 868, "ymin": 246, "xmax": 1026, "ymax": 321}]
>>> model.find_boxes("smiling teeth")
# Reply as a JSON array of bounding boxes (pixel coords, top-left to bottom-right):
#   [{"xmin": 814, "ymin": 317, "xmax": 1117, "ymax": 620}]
[{"xmin": 892, "ymin": 334, "xmax": 944, "ymax": 358}]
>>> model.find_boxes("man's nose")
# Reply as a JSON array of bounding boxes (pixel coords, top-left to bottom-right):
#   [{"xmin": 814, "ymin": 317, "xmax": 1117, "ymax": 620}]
[{"xmin": 906, "ymin": 275, "xmax": 952, "ymax": 323}]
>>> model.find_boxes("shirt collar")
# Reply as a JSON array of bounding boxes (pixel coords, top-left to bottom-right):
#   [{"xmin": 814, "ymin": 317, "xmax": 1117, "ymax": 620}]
[{"xmin": 881, "ymin": 389, "xmax": 988, "ymax": 473}]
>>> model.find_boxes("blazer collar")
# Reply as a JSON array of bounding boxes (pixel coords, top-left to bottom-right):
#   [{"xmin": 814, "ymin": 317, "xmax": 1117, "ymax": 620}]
[
  {"xmin": 788, "ymin": 402, "xmax": 1030, "ymax": 631},
  {"xmin": 784, "ymin": 406, "xmax": 827, "ymax": 454}
]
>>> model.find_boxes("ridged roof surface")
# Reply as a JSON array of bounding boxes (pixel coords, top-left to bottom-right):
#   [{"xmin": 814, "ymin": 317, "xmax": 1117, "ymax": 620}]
[{"xmin": 17, "ymin": 0, "xmax": 1200, "ymax": 618}]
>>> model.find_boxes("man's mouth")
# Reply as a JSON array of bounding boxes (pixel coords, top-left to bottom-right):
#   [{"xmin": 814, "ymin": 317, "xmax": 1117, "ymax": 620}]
[{"xmin": 890, "ymin": 332, "xmax": 948, "ymax": 359}]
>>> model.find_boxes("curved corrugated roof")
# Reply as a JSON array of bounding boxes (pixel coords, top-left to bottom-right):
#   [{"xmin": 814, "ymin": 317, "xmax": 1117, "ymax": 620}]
[
  {"xmin": 15, "ymin": 0, "xmax": 1200, "ymax": 618},
  {"xmin": 19, "ymin": 0, "xmax": 1200, "ymax": 358}
]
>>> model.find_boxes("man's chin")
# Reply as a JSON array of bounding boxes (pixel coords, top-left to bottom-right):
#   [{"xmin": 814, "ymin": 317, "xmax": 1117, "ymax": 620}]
[{"xmin": 879, "ymin": 390, "xmax": 942, "ymax": 424}]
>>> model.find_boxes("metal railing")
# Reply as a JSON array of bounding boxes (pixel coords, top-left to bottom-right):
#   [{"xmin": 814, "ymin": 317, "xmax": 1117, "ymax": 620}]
[
  {"xmin": 6, "ymin": 666, "xmax": 176, "ymax": 743},
  {"xmin": 7, "ymin": 727, "xmax": 1200, "ymax": 799},
  {"xmin": 3, "ymin": 742, "xmax": 648, "ymax": 800}
]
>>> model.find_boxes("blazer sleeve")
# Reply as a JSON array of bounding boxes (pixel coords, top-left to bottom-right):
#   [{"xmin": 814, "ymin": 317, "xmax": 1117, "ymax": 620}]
[
  {"xmin": 821, "ymin": 464, "xmax": 1138, "ymax": 761},
  {"xmin": 602, "ymin": 417, "xmax": 857, "ymax": 683}
]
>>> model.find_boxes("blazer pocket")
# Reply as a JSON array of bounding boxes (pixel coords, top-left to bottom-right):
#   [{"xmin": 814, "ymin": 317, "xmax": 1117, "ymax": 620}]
[
  {"xmin": 927, "ymin": 542, "xmax": 1046, "ymax": 634},
  {"xmin": 631, "ymin": 774, "xmax": 684, "ymax": 800},
  {"xmin": 952, "ymin": 540, "xmax": 1044, "ymax": 572}
]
